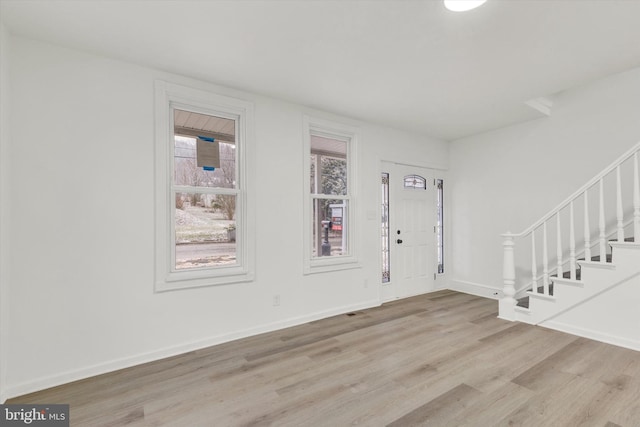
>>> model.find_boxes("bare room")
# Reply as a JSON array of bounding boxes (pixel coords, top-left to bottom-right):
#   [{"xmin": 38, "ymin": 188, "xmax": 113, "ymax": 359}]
[{"xmin": 1, "ymin": 0, "xmax": 640, "ymax": 425}]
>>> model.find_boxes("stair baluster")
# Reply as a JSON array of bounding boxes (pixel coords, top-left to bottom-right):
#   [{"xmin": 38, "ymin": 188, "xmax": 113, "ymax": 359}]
[
  {"xmin": 556, "ymin": 212, "xmax": 563, "ymax": 279},
  {"xmin": 569, "ymin": 201, "xmax": 576, "ymax": 280},
  {"xmin": 616, "ymin": 165, "xmax": 624, "ymax": 242},
  {"xmin": 599, "ymin": 178, "xmax": 607, "ymax": 263},
  {"xmin": 634, "ymin": 152, "xmax": 640, "ymax": 242},
  {"xmin": 584, "ymin": 190, "xmax": 591, "ymax": 262},
  {"xmin": 531, "ymin": 232, "xmax": 537, "ymax": 293},
  {"xmin": 542, "ymin": 222, "xmax": 549, "ymax": 295}
]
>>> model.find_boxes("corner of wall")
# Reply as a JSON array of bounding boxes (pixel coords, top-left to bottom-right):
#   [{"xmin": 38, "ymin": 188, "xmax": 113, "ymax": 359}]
[
  {"xmin": 0, "ymin": 21, "xmax": 11, "ymax": 403},
  {"xmin": 448, "ymin": 279, "xmax": 502, "ymax": 300}
]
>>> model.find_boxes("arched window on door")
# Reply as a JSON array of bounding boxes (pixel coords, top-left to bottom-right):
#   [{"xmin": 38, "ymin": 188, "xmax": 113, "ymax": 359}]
[{"xmin": 403, "ymin": 174, "xmax": 426, "ymax": 189}]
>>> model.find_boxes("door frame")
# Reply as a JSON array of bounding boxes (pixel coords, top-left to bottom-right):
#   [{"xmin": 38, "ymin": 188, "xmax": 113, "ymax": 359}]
[{"xmin": 379, "ymin": 160, "xmax": 447, "ymax": 302}]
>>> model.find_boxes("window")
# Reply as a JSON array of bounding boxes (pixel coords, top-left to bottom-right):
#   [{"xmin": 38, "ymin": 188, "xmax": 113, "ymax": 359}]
[
  {"xmin": 303, "ymin": 116, "xmax": 359, "ymax": 273},
  {"xmin": 155, "ymin": 81, "xmax": 254, "ymax": 291},
  {"xmin": 436, "ymin": 178, "xmax": 444, "ymax": 274},
  {"xmin": 404, "ymin": 174, "xmax": 426, "ymax": 189},
  {"xmin": 381, "ymin": 173, "xmax": 390, "ymax": 283}
]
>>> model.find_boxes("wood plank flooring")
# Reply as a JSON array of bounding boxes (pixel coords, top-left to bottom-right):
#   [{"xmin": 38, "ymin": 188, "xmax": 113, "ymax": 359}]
[{"xmin": 8, "ymin": 290, "xmax": 640, "ymax": 426}]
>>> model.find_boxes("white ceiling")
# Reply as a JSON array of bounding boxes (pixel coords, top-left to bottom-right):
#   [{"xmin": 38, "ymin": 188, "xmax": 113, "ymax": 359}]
[{"xmin": 3, "ymin": 0, "xmax": 640, "ymax": 141}]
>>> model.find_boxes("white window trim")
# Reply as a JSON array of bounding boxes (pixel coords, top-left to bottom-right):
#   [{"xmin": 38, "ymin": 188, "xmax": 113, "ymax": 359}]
[
  {"xmin": 303, "ymin": 115, "xmax": 360, "ymax": 274},
  {"xmin": 154, "ymin": 81, "xmax": 255, "ymax": 292}
]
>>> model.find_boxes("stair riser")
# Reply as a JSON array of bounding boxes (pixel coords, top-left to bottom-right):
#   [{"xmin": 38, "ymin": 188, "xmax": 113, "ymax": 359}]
[
  {"xmin": 609, "ymin": 248, "xmax": 640, "ymax": 268},
  {"xmin": 509, "ymin": 242, "xmax": 640, "ymax": 325},
  {"xmin": 580, "ymin": 263, "xmax": 639, "ymax": 284},
  {"xmin": 549, "ymin": 284, "xmax": 583, "ymax": 301}
]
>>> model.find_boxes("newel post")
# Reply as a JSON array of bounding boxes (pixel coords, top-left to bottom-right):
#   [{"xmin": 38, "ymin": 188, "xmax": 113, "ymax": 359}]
[{"xmin": 499, "ymin": 233, "xmax": 517, "ymax": 321}]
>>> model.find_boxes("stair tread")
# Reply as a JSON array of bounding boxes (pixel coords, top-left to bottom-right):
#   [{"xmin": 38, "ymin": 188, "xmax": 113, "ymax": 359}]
[
  {"xmin": 577, "ymin": 254, "xmax": 613, "ymax": 263},
  {"xmin": 515, "ymin": 237, "xmax": 634, "ymax": 310},
  {"xmin": 517, "ymin": 284, "xmax": 554, "ymax": 308}
]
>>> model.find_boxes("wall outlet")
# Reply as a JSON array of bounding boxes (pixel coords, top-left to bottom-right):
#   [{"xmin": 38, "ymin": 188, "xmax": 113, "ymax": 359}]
[{"xmin": 273, "ymin": 295, "xmax": 280, "ymax": 306}]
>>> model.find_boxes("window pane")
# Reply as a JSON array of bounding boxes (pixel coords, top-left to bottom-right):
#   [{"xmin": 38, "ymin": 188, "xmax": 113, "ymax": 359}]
[
  {"xmin": 174, "ymin": 136, "xmax": 236, "ymax": 189},
  {"xmin": 321, "ymin": 156, "xmax": 347, "ymax": 195},
  {"xmin": 312, "ymin": 198, "xmax": 348, "ymax": 258},
  {"xmin": 310, "ymin": 154, "xmax": 316, "ymax": 193},
  {"xmin": 175, "ymin": 192, "xmax": 237, "ymax": 269},
  {"xmin": 404, "ymin": 174, "xmax": 426, "ymax": 189},
  {"xmin": 310, "ymin": 134, "xmax": 348, "ymax": 196},
  {"xmin": 436, "ymin": 179, "xmax": 444, "ymax": 274},
  {"xmin": 174, "ymin": 108, "xmax": 236, "ymax": 189},
  {"xmin": 381, "ymin": 173, "xmax": 390, "ymax": 283}
]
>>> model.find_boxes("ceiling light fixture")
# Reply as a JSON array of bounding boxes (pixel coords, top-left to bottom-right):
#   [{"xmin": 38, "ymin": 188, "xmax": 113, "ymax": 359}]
[{"xmin": 444, "ymin": 0, "xmax": 487, "ymax": 12}]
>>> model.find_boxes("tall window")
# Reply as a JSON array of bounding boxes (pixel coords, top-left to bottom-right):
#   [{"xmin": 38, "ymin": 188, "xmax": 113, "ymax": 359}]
[
  {"xmin": 155, "ymin": 81, "xmax": 254, "ymax": 291},
  {"xmin": 303, "ymin": 116, "xmax": 359, "ymax": 273},
  {"xmin": 381, "ymin": 173, "xmax": 390, "ymax": 283},
  {"xmin": 436, "ymin": 178, "xmax": 445, "ymax": 274},
  {"xmin": 173, "ymin": 109, "xmax": 238, "ymax": 270}
]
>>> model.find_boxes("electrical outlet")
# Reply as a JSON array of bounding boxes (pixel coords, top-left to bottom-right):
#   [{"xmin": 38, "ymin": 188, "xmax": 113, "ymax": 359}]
[{"xmin": 273, "ymin": 295, "xmax": 280, "ymax": 306}]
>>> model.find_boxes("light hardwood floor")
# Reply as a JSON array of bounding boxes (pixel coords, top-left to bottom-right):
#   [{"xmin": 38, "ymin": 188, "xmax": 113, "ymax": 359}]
[{"xmin": 8, "ymin": 290, "xmax": 640, "ymax": 426}]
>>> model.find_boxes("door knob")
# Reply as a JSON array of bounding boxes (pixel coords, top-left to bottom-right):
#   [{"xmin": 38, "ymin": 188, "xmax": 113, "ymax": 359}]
[{"xmin": 396, "ymin": 239, "xmax": 403, "ymax": 244}]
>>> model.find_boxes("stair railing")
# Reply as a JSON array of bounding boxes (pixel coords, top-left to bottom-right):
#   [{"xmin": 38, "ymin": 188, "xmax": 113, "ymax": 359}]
[{"xmin": 500, "ymin": 141, "xmax": 640, "ymax": 321}]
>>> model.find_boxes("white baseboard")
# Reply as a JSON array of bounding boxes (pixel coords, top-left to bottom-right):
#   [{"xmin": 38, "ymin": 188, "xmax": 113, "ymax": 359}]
[
  {"xmin": 4, "ymin": 298, "xmax": 381, "ymax": 400},
  {"xmin": 448, "ymin": 279, "xmax": 501, "ymax": 300},
  {"xmin": 541, "ymin": 320, "xmax": 640, "ymax": 352}
]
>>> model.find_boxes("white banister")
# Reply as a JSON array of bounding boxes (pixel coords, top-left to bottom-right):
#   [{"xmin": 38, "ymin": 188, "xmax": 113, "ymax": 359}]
[
  {"xmin": 556, "ymin": 212, "xmax": 563, "ymax": 278},
  {"xmin": 505, "ymin": 141, "xmax": 640, "ymax": 238},
  {"xmin": 584, "ymin": 191, "xmax": 591, "ymax": 262},
  {"xmin": 542, "ymin": 222, "xmax": 549, "ymax": 295},
  {"xmin": 616, "ymin": 165, "xmax": 624, "ymax": 242},
  {"xmin": 569, "ymin": 201, "xmax": 576, "ymax": 280},
  {"xmin": 531, "ymin": 232, "xmax": 538, "ymax": 293},
  {"xmin": 500, "ymin": 234, "xmax": 516, "ymax": 321},
  {"xmin": 500, "ymin": 141, "xmax": 640, "ymax": 321},
  {"xmin": 634, "ymin": 152, "xmax": 640, "ymax": 242},
  {"xmin": 599, "ymin": 178, "xmax": 607, "ymax": 263}
]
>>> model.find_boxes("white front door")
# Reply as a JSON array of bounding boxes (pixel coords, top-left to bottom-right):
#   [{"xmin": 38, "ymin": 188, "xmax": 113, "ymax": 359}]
[{"xmin": 383, "ymin": 162, "xmax": 436, "ymax": 301}]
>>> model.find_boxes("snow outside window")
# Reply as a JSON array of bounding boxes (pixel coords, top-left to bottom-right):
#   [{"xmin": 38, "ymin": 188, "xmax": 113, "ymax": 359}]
[{"xmin": 155, "ymin": 81, "xmax": 254, "ymax": 291}]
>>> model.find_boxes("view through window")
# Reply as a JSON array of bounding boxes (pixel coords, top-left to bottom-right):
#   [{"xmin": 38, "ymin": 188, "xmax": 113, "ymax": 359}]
[
  {"xmin": 173, "ymin": 109, "xmax": 238, "ymax": 270},
  {"xmin": 310, "ymin": 134, "xmax": 349, "ymax": 258}
]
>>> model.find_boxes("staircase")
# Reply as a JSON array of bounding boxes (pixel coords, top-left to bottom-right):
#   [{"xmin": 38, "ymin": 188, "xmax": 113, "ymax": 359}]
[{"xmin": 499, "ymin": 142, "xmax": 640, "ymax": 336}]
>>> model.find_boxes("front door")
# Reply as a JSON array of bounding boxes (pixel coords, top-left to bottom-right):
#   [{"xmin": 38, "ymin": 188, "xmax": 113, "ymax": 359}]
[{"xmin": 382, "ymin": 162, "xmax": 436, "ymax": 301}]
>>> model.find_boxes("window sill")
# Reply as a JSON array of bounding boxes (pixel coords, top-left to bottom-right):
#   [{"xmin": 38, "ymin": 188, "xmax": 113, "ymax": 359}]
[
  {"xmin": 155, "ymin": 268, "xmax": 254, "ymax": 292},
  {"xmin": 304, "ymin": 256, "xmax": 361, "ymax": 275}
]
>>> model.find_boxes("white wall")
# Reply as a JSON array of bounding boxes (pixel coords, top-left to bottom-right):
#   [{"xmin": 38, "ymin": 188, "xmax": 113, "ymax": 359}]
[
  {"xmin": 449, "ymin": 67, "xmax": 640, "ymax": 296},
  {"xmin": 3, "ymin": 36, "xmax": 448, "ymax": 398},
  {"xmin": 0, "ymin": 22, "xmax": 11, "ymax": 403},
  {"xmin": 544, "ymin": 272, "xmax": 640, "ymax": 352}
]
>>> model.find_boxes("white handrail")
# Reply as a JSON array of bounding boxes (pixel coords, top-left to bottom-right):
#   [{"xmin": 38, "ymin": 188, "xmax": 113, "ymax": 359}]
[
  {"xmin": 502, "ymin": 140, "xmax": 640, "ymax": 238},
  {"xmin": 500, "ymin": 140, "xmax": 640, "ymax": 320}
]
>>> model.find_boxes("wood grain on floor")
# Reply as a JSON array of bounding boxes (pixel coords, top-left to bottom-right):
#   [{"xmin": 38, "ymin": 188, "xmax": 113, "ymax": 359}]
[{"xmin": 8, "ymin": 290, "xmax": 640, "ymax": 426}]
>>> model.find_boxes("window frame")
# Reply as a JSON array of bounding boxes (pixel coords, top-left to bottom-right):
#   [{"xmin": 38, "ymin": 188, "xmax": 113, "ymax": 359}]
[
  {"xmin": 154, "ymin": 81, "xmax": 255, "ymax": 291},
  {"xmin": 303, "ymin": 115, "xmax": 360, "ymax": 274}
]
